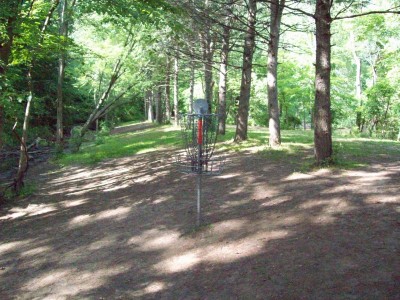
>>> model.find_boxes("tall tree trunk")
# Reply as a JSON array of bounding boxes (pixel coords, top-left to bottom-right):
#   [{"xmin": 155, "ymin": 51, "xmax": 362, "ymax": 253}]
[
  {"xmin": 268, "ymin": 0, "xmax": 285, "ymax": 147},
  {"xmin": 13, "ymin": 70, "xmax": 33, "ymax": 192},
  {"xmin": 201, "ymin": 37, "xmax": 214, "ymax": 112},
  {"xmin": 200, "ymin": 0, "xmax": 214, "ymax": 112},
  {"xmin": 56, "ymin": 0, "xmax": 68, "ymax": 150},
  {"xmin": 165, "ymin": 57, "xmax": 171, "ymax": 122},
  {"xmin": 147, "ymin": 90, "xmax": 154, "ymax": 122},
  {"xmin": 218, "ymin": 7, "xmax": 232, "ymax": 135},
  {"xmin": 155, "ymin": 86, "xmax": 163, "ymax": 124},
  {"xmin": 350, "ymin": 32, "xmax": 363, "ymax": 131},
  {"xmin": 234, "ymin": 0, "xmax": 257, "ymax": 142},
  {"xmin": 173, "ymin": 56, "xmax": 179, "ymax": 126},
  {"xmin": 189, "ymin": 54, "xmax": 195, "ymax": 113},
  {"xmin": 314, "ymin": 0, "xmax": 333, "ymax": 164}
]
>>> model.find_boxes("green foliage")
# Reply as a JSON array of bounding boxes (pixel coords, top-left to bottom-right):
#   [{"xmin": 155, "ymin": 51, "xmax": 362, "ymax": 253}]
[
  {"xmin": 4, "ymin": 182, "xmax": 38, "ymax": 200},
  {"xmin": 277, "ymin": 61, "xmax": 314, "ymax": 129},
  {"xmin": 95, "ymin": 121, "xmax": 112, "ymax": 145},
  {"xmin": 69, "ymin": 126, "xmax": 83, "ymax": 153},
  {"xmin": 363, "ymin": 79, "xmax": 398, "ymax": 136}
]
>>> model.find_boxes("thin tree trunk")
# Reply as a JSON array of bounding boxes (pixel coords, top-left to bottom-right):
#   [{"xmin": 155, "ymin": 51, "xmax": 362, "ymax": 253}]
[
  {"xmin": 314, "ymin": 0, "xmax": 333, "ymax": 164},
  {"xmin": 144, "ymin": 93, "xmax": 148, "ymax": 120},
  {"xmin": 218, "ymin": 7, "xmax": 231, "ymax": 135},
  {"xmin": 350, "ymin": 32, "xmax": 363, "ymax": 131},
  {"xmin": 155, "ymin": 86, "xmax": 163, "ymax": 124},
  {"xmin": 200, "ymin": 1, "xmax": 214, "ymax": 112},
  {"xmin": 147, "ymin": 90, "xmax": 154, "ymax": 122},
  {"xmin": 173, "ymin": 56, "xmax": 179, "ymax": 126},
  {"xmin": 372, "ymin": 65, "xmax": 377, "ymax": 85},
  {"xmin": 13, "ymin": 0, "xmax": 60, "ymax": 191},
  {"xmin": 165, "ymin": 57, "xmax": 171, "ymax": 121},
  {"xmin": 234, "ymin": 0, "xmax": 257, "ymax": 142},
  {"xmin": 303, "ymin": 100, "xmax": 306, "ymax": 130},
  {"xmin": 202, "ymin": 40, "xmax": 213, "ymax": 111},
  {"xmin": 56, "ymin": 0, "xmax": 68, "ymax": 149},
  {"xmin": 189, "ymin": 54, "xmax": 195, "ymax": 113},
  {"xmin": 268, "ymin": 0, "xmax": 285, "ymax": 147},
  {"xmin": 14, "ymin": 71, "xmax": 33, "ymax": 192}
]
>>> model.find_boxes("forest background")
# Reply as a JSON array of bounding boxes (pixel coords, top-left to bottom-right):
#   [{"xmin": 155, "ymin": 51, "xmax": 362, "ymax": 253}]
[{"xmin": 0, "ymin": 0, "xmax": 399, "ymax": 193}]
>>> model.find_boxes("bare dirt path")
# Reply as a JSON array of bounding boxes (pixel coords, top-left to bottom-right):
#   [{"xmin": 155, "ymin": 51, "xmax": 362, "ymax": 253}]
[{"xmin": 0, "ymin": 132, "xmax": 399, "ymax": 299}]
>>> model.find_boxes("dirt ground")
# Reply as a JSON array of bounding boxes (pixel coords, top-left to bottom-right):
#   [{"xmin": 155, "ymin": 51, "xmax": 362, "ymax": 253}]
[{"xmin": 0, "ymin": 131, "xmax": 399, "ymax": 299}]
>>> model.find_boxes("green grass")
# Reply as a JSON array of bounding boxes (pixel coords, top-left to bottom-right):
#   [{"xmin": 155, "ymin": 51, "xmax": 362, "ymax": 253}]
[
  {"xmin": 56, "ymin": 122, "xmax": 400, "ymax": 170},
  {"xmin": 57, "ymin": 125, "xmax": 181, "ymax": 166},
  {"xmin": 3, "ymin": 182, "xmax": 38, "ymax": 200}
]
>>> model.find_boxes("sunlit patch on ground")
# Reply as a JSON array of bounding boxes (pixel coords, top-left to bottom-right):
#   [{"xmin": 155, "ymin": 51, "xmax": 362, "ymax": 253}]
[{"xmin": 0, "ymin": 204, "xmax": 57, "ymax": 220}]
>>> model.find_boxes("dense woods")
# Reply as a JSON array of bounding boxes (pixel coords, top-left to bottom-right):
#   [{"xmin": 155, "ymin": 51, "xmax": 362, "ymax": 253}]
[{"xmin": 1, "ymin": 0, "xmax": 400, "ymax": 191}]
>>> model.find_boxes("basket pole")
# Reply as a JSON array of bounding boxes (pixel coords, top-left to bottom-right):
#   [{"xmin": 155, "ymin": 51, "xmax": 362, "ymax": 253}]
[{"xmin": 196, "ymin": 174, "xmax": 202, "ymax": 226}]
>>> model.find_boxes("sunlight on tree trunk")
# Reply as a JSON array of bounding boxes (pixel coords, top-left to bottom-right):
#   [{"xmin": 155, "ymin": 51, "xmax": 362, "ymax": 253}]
[
  {"xmin": 350, "ymin": 32, "xmax": 364, "ymax": 131},
  {"xmin": 165, "ymin": 57, "xmax": 171, "ymax": 121},
  {"xmin": 14, "ymin": 71, "xmax": 33, "ymax": 193},
  {"xmin": 56, "ymin": 0, "xmax": 68, "ymax": 150},
  {"xmin": 314, "ymin": 0, "xmax": 333, "ymax": 164},
  {"xmin": 147, "ymin": 90, "xmax": 154, "ymax": 122},
  {"xmin": 201, "ymin": 0, "xmax": 214, "ymax": 112},
  {"xmin": 189, "ymin": 54, "xmax": 195, "ymax": 114},
  {"xmin": 156, "ymin": 86, "xmax": 163, "ymax": 124},
  {"xmin": 267, "ymin": 0, "xmax": 285, "ymax": 148},
  {"xmin": 218, "ymin": 8, "xmax": 231, "ymax": 135},
  {"xmin": 173, "ymin": 56, "xmax": 179, "ymax": 126}
]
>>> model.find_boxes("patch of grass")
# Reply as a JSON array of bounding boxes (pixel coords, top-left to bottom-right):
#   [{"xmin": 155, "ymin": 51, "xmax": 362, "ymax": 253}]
[
  {"xmin": 3, "ymin": 182, "xmax": 37, "ymax": 200},
  {"xmin": 57, "ymin": 125, "xmax": 181, "ymax": 166},
  {"xmin": 217, "ymin": 127, "xmax": 268, "ymax": 152},
  {"xmin": 332, "ymin": 136, "xmax": 400, "ymax": 168}
]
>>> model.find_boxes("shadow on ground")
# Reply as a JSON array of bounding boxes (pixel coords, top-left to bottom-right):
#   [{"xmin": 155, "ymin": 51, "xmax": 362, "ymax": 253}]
[{"xmin": 0, "ymin": 145, "xmax": 399, "ymax": 299}]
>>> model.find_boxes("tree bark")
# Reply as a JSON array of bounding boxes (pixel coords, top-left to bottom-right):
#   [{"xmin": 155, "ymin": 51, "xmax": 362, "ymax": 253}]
[
  {"xmin": 14, "ymin": 71, "xmax": 33, "ymax": 193},
  {"xmin": 56, "ymin": 0, "xmax": 68, "ymax": 149},
  {"xmin": 234, "ymin": 0, "xmax": 257, "ymax": 142},
  {"xmin": 314, "ymin": 0, "xmax": 333, "ymax": 164},
  {"xmin": 200, "ymin": 1, "xmax": 214, "ymax": 112},
  {"xmin": 155, "ymin": 86, "xmax": 163, "ymax": 124},
  {"xmin": 173, "ymin": 56, "xmax": 179, "ymax": 126},
  {"xmin": 147, "ymin": 90, "xmax": 154, "ymax": 122},
  {"xmin": 165, "ymin": 57, "xmax": 171, "ymax": 121},
  {"xmin": 189, "ymin": 54, "xmax": 195, "ymax": 113},
  {"xmin": 268, "ymin": 0, "xmax": 285, "ymax": 147},
  {"xmin": 218, "ymin": 6, "xmax": 232, "ymax": 135},
  {"xmin": 350, "ymin": 32, "xmax": 363, "ymax": 131}
]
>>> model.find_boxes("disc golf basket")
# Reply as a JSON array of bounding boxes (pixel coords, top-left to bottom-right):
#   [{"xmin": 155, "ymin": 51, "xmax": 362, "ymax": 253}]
[{"xmin": 176, "ymin": 99, "xmax": 225, "ymax": 226}]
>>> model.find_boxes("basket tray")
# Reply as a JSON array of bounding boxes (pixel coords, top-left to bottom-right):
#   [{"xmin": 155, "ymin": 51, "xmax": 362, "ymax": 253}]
[{"xmin": 175, "ymin": 154, "xmax": 225, "ymax": 176}]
